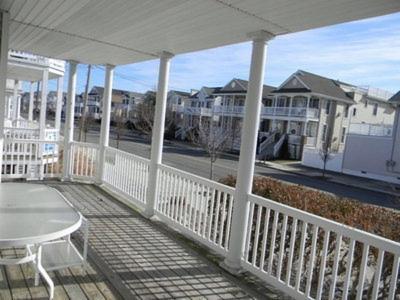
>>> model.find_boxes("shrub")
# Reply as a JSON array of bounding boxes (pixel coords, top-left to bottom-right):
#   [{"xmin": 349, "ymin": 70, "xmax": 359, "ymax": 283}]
[{"xmin": 219, "ymin": 175, "xmax": 400, "ymax": 242}]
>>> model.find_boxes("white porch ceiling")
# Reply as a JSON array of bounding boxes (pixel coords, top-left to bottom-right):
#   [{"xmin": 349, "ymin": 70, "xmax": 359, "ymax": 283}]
[{"xmin": 1, "ymin": 0, "xmax": 400, "ymax": 65}]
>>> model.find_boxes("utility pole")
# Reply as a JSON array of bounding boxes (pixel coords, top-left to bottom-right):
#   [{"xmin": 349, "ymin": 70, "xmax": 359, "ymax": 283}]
[{"xmin": 79, "ymin": 64, "xmax": 91, "ymax": 141}]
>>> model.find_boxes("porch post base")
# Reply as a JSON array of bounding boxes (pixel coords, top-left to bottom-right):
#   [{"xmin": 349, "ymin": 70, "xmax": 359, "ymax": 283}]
[{"xmin": 220, "ymin": 259, "xmax": 244, "ymax": 275}]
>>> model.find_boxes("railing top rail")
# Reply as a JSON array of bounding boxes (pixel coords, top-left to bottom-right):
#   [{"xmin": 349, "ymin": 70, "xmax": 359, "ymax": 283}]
[
  {"xmin": 4, "ymin": 138, "xmax": 61, "ymax": 144},
  {"xmin": 248, "ymin": 193, "xmax": 400, "ymax": 254},
  {"xmin": 71, "ymin": 141, "xmax": 100, "ymax": 149},
  {"xmin": 158, "ymin": 163, "xmax": 235, "ymax": 194},
  {"xmin": 105, "ymin": 146, "xmax": 150, "ymax": 164}
]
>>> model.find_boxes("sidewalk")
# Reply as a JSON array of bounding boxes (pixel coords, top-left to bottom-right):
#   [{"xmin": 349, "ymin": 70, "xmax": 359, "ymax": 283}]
[{"xmin": 258, "ymin": 160, "xmax": 400, "ymax": 198}]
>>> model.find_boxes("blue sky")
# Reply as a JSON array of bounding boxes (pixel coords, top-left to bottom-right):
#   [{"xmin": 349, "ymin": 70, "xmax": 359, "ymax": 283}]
[{"xmin": 46, "ymin": 12, "xmax": 400, "ymax": 94}]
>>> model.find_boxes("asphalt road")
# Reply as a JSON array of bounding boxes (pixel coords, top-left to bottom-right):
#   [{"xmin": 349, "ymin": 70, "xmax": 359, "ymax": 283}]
[{"xmin": 75, "ymin": 125, "xmax": 399, "ymax": 210}]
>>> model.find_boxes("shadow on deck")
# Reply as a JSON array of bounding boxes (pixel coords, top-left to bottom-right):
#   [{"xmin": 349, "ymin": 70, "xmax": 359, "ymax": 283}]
[{"xmin": 0, "ymin": 181, "xmax": 285, "ymax": 300}]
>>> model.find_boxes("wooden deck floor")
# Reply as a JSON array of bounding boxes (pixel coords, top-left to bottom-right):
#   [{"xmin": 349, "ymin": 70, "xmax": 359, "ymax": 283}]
[{"xmin": 0, "ymin": 181, "xmax": 282, "ymax": 300}]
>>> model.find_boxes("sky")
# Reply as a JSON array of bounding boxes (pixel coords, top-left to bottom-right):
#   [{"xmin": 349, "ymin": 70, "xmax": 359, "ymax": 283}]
[{"xmin": 44, "ymin": 11, "xmax": 400, "ymax": 95}]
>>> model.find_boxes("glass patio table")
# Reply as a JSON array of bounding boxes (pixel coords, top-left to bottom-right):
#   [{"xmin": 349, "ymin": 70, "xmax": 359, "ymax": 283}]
[{"xmin": 0, "ymin": 183, "xmax": 88, "ymax": 300}]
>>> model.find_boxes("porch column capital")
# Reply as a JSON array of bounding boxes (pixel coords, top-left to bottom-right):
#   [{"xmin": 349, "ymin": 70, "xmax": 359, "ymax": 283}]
[
  {"xmin": 247, "ymin": 30, "xmax": 275, "ymax": 43},
  {"xmin": 157, "ymin": 51, "xmax": 174, "ymax": 60}
]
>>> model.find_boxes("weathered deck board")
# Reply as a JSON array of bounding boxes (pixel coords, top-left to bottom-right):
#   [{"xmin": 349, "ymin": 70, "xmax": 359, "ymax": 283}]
[{"xmin": 1, "ymin": 181, "xmax": 286, "ymax": 299}]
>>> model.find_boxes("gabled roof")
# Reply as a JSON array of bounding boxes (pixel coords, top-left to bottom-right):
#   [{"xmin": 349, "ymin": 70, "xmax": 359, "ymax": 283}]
[
  {"xmin": 388, "ymin": 91, "xmax": 400, "ymax": 106},
  {"xmin": 215, "ymin": 78, "xmax": 275, "ymax": 98},
  {"xmin": 89, "ymin": 86, "xmax": 144, "ymax": 98},
  {"xmin": 273, "ymin": 70, "xmax": 354, "ymax": 103},
  {"xmin": 169, "ymin": 90, "xmax": 191, "ymax": 97}
]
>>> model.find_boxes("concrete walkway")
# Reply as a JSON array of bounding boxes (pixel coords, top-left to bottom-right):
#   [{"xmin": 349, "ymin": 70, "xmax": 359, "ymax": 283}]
[{"xmin": 259, "ymin": 160, "xmax": 400, "ymax": 198}]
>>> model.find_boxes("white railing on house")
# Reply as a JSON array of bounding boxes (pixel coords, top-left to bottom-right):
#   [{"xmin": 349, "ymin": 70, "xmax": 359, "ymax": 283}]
[
  {"xmin": 8, "ymin": 50, "xmax": 65, "ymax": 73},
  {"xmin": 155, "ymin": 164, "xmax": 235, "ymax": 256},
  {"xmin": 2, "ymin": 139, "xmax": 62, "ymax": 179},
  {"xmin": 4, "ymin": 127, "xmax": 60, "ymax": 141},
  {"xmin": 349, "ymin": 123, "xmax": 393, "ymax": 137},
  {"xmin": 69, "ymin": 142, "xmax": 99, "ymax": 180},
  {"xmin": 244, "ymin": 194, "xmax": 400, "ymax": 300},
  {"xmin": 262, "ymin": 107, "xmax": 319, "ymax": 119},
  {"xmin": 1, "ymin": 140, "xmax": 399, "ymax": 299},
  {"xmin": 102, "ymin": 146, "xmax": 150, "ymax": 210}
]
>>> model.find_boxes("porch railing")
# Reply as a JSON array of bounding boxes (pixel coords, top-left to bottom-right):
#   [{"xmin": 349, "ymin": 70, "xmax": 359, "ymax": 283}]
[
  {"xmin": 244, "ymin": 194, "xmax": 400, "ymax": 300},
  {"xmin": 155, "ymin": 164, "xmax": 234, "ymax": 256},
  {"xmin": 1, "ymin": 140, "xmax": 399, "ymax": 299},
  {"xmin": 2, "ymin": 139, "xmax": 62, "ymax": 179},
  {"xmin": 102, "ymin": 146, "xmax": 150, "ymax": 210}
]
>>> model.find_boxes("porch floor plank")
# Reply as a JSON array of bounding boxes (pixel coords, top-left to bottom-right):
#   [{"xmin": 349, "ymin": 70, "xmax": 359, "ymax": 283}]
[{"xmin": 1, "ymin": 181, "xmax": 285, "ymax": 299}]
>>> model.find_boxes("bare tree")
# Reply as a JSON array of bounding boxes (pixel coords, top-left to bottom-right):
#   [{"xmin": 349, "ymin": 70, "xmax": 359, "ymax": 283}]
[
  {"xmin": 190, "ymin": 120, "xmax": 238, "ymax": 180},
  {"xmin": 133, "ymin": 91, "xmax": 176, "ymax": 140},
  {"xmin": 114, "ymin": 108, "xmax": 125, "ymax": 149},
  {"xmin": 318, "ymin": 142, "xmax": 333, "ymax": 178}
]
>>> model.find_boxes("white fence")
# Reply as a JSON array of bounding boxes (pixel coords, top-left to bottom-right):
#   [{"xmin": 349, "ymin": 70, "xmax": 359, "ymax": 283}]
[
  {"xmin": 1, "ymin": 139, "xmax": 399, "ymax": 299},
  {"xmin": 244, "ymin": 194, "xmax": 400, "ymax": 300},
  {"xmin": 155, "ymin": 164, "xmax": 235, "ymax": 256},
  {"xmin": 349, "ymin": 123, "xmax": 393, "ymax": 137},
  {"xmin": 2, "ymin": 139, "xmax": 62, "ymax": 179},
  {"xmin": 69, "ymin": 142, "xmax": 99, "ymax": 180},
  {"xmin": 102, "ymin": 146, "xmax": 150, "ymax": 209}
]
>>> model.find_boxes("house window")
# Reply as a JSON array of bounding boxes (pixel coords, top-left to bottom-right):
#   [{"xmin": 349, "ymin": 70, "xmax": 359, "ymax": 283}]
[
  {"xmin": 364, "ymin": 100, "xmax": 368, "ymax": 108},
  {"xmin": 325, "ymin": 101, "xmax": 331, "ymax": 115},
  {"xmin": 341, "ymin": 127, "xmax": 346, "ymax": 143},
  {"xmin": 309, "ymin": 97, "xmax": 319, "ymax": 108},
  {"xmin": 373, "ymin": 103, "xmax": 378, "ymax": 116},
  {"xmin": 353, "ymin": 108, "xmax": 357, "ymax": 116},
  {"xmin": 322, "ymin": 124, "xmax": 327, "ymax": 142},
  {"xmin": 344, "ymin": 105, "xmax": 349, "ymax": 118}
]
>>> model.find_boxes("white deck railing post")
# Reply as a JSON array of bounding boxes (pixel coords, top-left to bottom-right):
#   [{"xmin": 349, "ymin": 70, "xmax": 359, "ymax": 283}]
[
  {"xmin": 223, "ymin": 31, "xmax": 274, "ymax": 272},
  {"xmin": 39, "ymin": 69, "xmax": 49, "ymax": 140},
  {"xmin": 28, "ymin": 81, "xmax": 35, "ymax": 121},
  {"xmin": 0, "ymin": 11, "xmax": 9, "ymax": 183},
  {"xmin": 63, "ymin": 61, "xmax": 78, "ymax": 180},
  {"xmin": 96, "ymin": 64, "xmax": 114, "ymax": 184},
  {"xmin": 55, "ymin": 77, "xmax": 64, "ymax": 134},
  {"xmin": 144, "ymin": 51, "xmax": 174, "ymax": 218},
  {"xmin": 12, "ymin": 80, "xmax": 19, "ymax": 121}
]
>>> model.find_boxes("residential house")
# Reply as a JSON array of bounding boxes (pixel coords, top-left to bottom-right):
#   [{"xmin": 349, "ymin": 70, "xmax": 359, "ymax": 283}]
[{"xmin": 339, "ymin": 91, "xmax": 400, "ymax": 183}]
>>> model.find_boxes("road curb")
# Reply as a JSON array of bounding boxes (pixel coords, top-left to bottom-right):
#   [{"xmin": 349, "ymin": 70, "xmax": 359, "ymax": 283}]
[{"xmin": 256, "ymin": 162, "xmax": 400, "ymax": 198}]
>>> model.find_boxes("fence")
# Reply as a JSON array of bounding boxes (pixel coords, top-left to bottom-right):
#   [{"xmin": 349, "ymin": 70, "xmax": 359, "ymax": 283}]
[
  {"xmin": 102, "ymin": 146, "xmax": 150, "ymax": 209},
  {"xmin": 1, "ymin": 140, "xmax": 399, "ymax": 299},
  {"xmin": 69, "ymin": 142, "xmax": 99, "ymax": 180},
  {"xmin": 2, "ymin": 139, "xmax": 62, "ymax": 179},
  {"xmin": 155, "ymin": 164, "xmax": 235, "ymax": 256},
  {"xmin": 244, "ymin": 194, "xmax": 400, "ymax": 299}
]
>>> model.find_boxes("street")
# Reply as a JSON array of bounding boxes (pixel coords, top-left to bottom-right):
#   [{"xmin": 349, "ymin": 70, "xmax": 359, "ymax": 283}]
[{"xmin": 74, "ymin": 124, "xmax": 399, "ymax": 210}]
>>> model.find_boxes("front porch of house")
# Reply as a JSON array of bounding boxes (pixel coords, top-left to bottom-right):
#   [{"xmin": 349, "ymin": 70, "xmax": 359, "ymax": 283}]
[
  {"xmin": 1, "ymin": 2, "xmax": 400, "ymax": 299},
  {"xmin": 1, "ymin": 181, "xmax": 280, "ymax": 300}
]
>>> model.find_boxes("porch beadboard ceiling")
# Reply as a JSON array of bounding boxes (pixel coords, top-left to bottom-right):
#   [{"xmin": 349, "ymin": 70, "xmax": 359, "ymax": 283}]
[{"xmin": 2, "ymin": 0, "xmax": 400, "ymax": 65}]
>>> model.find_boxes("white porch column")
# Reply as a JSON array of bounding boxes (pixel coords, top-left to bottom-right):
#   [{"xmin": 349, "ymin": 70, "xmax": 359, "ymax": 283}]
[
  {"xmin": 12, "ymin": 80, "xmax": 19, "ymax": 121},
  {"xmin": 0, "ymin": 11, "xmax": 10, "ymax": 183},
  {"xmin": 55, "ymin": 77, "xmax": 64, "ymax": 134},
  {"xmin": 28, "ymin": 81, "xmax": 35, "ymax": 121},
  {"xmin": 96, "ymin": 64, "xmax": 114, "ymax": 183},
  {"xmin": 303, "ymin": 96, "xmax": 310, "ymax": 136},
  {"xmin": 223, "ymin": 31, "xmax": 274, "ymax": 271},
  {"xmin": 62, "ymin": 61, "xmax": 78, "ymax": 179},
  {"xmin": 39, "ymin": 69, "xmax": 49, "ymax": 140},
  {"xmin": 144, "ymin": 51, "xmax": 174, "ymax": 217}
]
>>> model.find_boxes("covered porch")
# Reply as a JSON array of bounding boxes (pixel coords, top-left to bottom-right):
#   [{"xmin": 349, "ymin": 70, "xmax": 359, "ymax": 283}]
[
  {"xmin": 0, "ymin": 1, "xmax": 400, "ymax": 299},
  {"xmin": 1, "ymin": 181, "xmax": 270, "ymax": 299}
]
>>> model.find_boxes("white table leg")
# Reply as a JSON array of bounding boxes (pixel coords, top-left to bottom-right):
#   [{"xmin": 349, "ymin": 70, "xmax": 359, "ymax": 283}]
[{"xmin": 36, "ymin": 244, "xmax": 55, "ymax": 300}]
